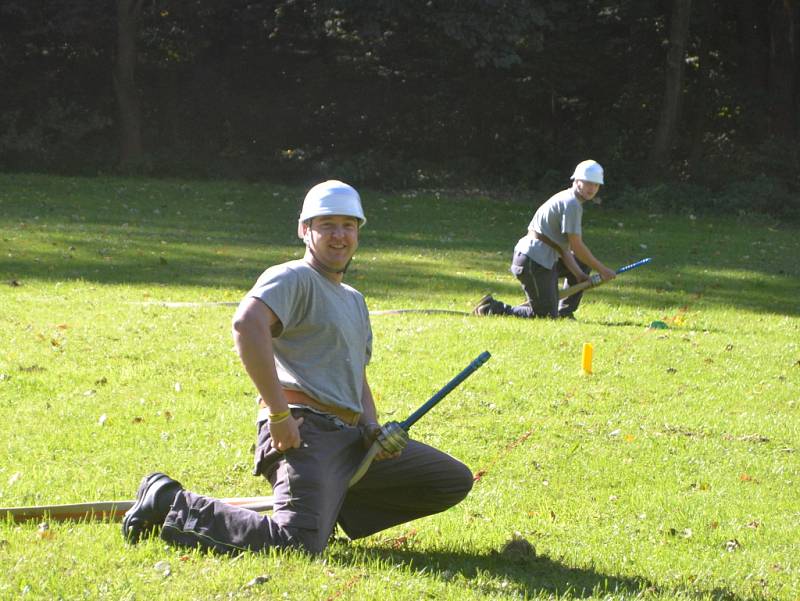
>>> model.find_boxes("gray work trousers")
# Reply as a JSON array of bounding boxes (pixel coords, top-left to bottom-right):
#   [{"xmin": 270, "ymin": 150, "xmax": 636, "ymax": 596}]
[
  {"xmin": 492, "ymin": 251, "xmax": 589, "ymax": 318},
  {"xmin": 160, "ymin": 409, "xmax": 473, "ymax": 554}
]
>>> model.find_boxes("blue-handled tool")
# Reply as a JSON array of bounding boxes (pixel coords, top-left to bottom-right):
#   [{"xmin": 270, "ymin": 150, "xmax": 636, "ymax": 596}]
[
  {"xmin": 401, "ymin": 350, "xmax": 491, "ymax": 430},
  {"xmin": 3, "ymin": 352, "xmax": 494, "ymax": 521},
  {"xmin": 616, "ymin": 257, "xmax": 652, "ymax": 274},
  {"xmin": 349, "ymin": 351, "xmax": 492, "ymax": 486},
  {"xmin": 559, "ymin": 257, "xmax": 652, "ymax": 300}
]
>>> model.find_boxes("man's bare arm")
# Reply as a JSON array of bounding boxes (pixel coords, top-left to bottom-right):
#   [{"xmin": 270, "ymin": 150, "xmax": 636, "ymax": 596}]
[
  {"xmin": 568, "ymin": 233, "xmax": 616, "ymax": 281},
  {"xmin": 232, "ymin": 297, "xmax": 303, "ymax": 450},
  {"xmin": 358, "ymin": 373, "xmax": 400, "ymax": 460}
]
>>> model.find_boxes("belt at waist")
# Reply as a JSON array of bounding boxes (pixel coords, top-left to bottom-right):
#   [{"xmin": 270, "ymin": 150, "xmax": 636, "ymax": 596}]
[
  {"xmin": 258, "ymin": 389, "xmax": 361, "ymax": 426},
  {"xmin": 532, "ymin": 230, "xmax": 564, "ymax": 256}
]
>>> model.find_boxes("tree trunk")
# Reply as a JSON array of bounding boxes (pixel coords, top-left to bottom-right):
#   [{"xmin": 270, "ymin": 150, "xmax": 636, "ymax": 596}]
[
  {"xmin": 736, "ymin": 1, "xmax": 770, "ymax": 91},
  {"xmin": 113, "ymin": 0, "xmax": 144, "ymax": 169},
  {"xmin": 767, "ymin": 0, "xmax": 797, "ymax": 138},
  {"xmin": 648, "ymin": 0, "xmax": 692, "ymax": 175}
]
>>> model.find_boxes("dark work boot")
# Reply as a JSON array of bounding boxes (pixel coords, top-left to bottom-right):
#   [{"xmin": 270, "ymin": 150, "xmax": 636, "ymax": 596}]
[
  {"xmin": 471, "ymin": 294, "xmax": 494, "ymax": 316},
  {"xmin": 122, "ymin": 472, "xmax": 183, "ymax": 544}
]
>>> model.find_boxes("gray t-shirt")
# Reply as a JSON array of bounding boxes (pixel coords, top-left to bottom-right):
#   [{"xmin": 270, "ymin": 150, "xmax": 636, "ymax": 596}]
[
  {"xmin": 247, "ymin": 260, "xmax": 372, "ymax": 414},
  {"xmin": 514, "ymin": 188, "xmax": 583, "ymax": 269}
]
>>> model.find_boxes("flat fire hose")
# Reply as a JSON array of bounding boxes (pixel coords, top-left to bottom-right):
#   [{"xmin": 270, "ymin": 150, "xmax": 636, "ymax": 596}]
[{"xmin": 1, "ymin": 351, "xmax": 491, "ymax": 523}]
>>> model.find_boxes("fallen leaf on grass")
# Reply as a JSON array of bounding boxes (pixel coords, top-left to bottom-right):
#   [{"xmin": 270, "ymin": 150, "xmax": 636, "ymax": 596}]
[
  {"xmin": 724, "ymin": 539, "xmax": 741, "ymax": 552},
  {"xmin": 746, "ymin": 520, "xmax": 761, "ymax": 529},
  {"xmin": 739, "ymin": 473, "xmax": 754, "ymax": 482},
  {"xmin": 389, "ymin": 528, "xmax": 417, "ymax": 549},
  {"xmin": 244, "ymin": 576, "xmax": 270, "ymax": 588},
  {"xmin": 154, "ymin": 560, "xmax": 171, "ymax": 577},
  {"xmin": 19, "ymin": 365, "xmax": 45, "ymax": 373},
  {"xmin": 37, "ymin": 522, "xmax": 53, "ymax": 539},
  {"xmin": 8, "ymin": 472, "xmax": 21, "ymax": 486},
  {"xmin": 667, "ymin": 527, "xmax": 692, "ymax": 538}
]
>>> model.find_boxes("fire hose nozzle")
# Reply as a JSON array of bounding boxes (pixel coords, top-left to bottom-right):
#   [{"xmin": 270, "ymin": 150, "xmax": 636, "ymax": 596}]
[
  {"xmin": 377, "ymin": 421, "xmax": 409, "ymax": 454},
  {"xmin": 348, "ymin": 351, "xmax": 491, "ymax": 487}
]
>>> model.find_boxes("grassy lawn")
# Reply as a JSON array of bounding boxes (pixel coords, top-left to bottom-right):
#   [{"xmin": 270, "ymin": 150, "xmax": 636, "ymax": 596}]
[{"xmin": 1, "ymin": 173, "xmax": 798, "ymax": 600}]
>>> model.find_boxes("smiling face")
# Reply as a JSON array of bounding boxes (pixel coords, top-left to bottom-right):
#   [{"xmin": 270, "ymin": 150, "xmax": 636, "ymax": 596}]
[
  {"xmin": 302, "ymin": 214, "xmax": 360, "ymax": 276},
  {"xmin": 574, "ymin": 179, "xmax": 601, "ymax": 202}
]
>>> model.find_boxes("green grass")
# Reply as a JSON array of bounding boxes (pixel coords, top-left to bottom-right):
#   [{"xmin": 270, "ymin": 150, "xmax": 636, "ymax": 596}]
[{"xmin": 1, "ymin": 172, "xmax": 799, "ymax": 600}]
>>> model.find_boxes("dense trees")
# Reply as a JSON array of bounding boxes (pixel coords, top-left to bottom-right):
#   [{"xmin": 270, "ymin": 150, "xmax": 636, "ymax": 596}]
[{"xmin": 0, "ymin": 1, "xmax": 797, "ymax": 211}]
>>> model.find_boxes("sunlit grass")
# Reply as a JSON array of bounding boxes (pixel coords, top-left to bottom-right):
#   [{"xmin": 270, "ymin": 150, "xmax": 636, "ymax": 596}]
[{"xmin": 1, "ymin": 173, "xmax": 798, "ymax": 600}]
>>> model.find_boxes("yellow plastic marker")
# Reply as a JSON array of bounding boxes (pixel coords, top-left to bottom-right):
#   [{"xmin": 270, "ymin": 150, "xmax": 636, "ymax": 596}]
[{"xmin": 581, "ymin": 342, "xmax": 593, "ymax": 374}]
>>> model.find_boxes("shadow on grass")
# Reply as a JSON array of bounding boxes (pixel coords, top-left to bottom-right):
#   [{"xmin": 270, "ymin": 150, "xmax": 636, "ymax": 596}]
[
  {"xmin": 342, "ymin": 546, "xmax": 749, "ymax": 601},
  {"xmin": 2, "ymin": 175, "xmax": 798, "ymax": 316},
  {"xmin": 3, "ymin": 249, "xmax": 798, "ymax": 318}
]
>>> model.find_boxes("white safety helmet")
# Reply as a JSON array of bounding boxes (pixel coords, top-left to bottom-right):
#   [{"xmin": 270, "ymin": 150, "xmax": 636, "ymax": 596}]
[
  {"xmin": 570, "ymin": 160, "xmax": 604, "ymax": 185},
  {"xmin": 297, "ymin": 180, "xmax": 366, "ymax": 239}
]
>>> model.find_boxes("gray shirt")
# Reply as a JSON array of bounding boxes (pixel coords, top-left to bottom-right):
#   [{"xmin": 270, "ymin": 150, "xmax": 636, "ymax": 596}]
[
  {"xmin": 248, "ymin": 260, "xmax": 372, "ymax": 414},
  {"xmin": 514, "ymin": 188, "xmax": 583, "ymax": 269}
]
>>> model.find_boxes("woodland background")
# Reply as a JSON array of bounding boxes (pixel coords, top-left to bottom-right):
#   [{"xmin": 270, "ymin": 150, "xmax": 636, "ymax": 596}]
[{"xmin": 1, "ymin": 0, "xmax": 799, "ymax": 216}]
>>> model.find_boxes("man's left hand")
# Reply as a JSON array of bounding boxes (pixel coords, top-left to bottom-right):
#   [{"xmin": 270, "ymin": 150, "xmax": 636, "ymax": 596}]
[{"xmin": 361, "ymin": 422, "xmax": 405, "ymax": 461}]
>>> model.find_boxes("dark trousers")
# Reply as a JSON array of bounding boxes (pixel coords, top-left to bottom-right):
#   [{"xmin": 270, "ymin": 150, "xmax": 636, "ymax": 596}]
[
  {"xmin": 491, "ymin": 252, "xmax": 589, "ymax": 318},
  {"xmin": 160, "ymin": 410, "xmax": 473, "ymax": 554}
]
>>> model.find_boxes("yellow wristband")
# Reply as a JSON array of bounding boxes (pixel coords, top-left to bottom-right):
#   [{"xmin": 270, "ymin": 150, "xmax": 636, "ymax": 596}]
[{"xmin": 269, "ymin": 409, "xmax": 291, "ymax": 424}]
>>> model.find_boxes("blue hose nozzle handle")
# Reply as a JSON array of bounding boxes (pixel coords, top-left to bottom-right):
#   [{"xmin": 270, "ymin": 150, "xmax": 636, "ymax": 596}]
[
  {"xmin": 400, "ymin": 351, "xmax": 491, "ymax": 431},
  {"xmin": 616, "ymin": 257, "xmax": 652, "ymax": 274}
]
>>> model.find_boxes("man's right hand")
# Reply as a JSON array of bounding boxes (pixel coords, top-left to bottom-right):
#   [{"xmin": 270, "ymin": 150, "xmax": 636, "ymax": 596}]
[
  {"xmin": 269, "ymin": 415, "xmax": 304, "ymax": 452},
  {"xmin": 598, "ymin": 266, "xmax": 617, "ymax": 281},
  {"xmin": 573, "ymin": 269, "xmax": 590, "ymax": 283}
]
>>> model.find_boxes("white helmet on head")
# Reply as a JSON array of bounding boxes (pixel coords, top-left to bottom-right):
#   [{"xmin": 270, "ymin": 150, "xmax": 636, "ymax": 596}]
[
  {"xmin": 570, "ymin": 160, "xmax": 604, "ymax": 185},
  {"xmin": 298, "ymin": 180, "xmax": 366, "ymax": 238}
]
